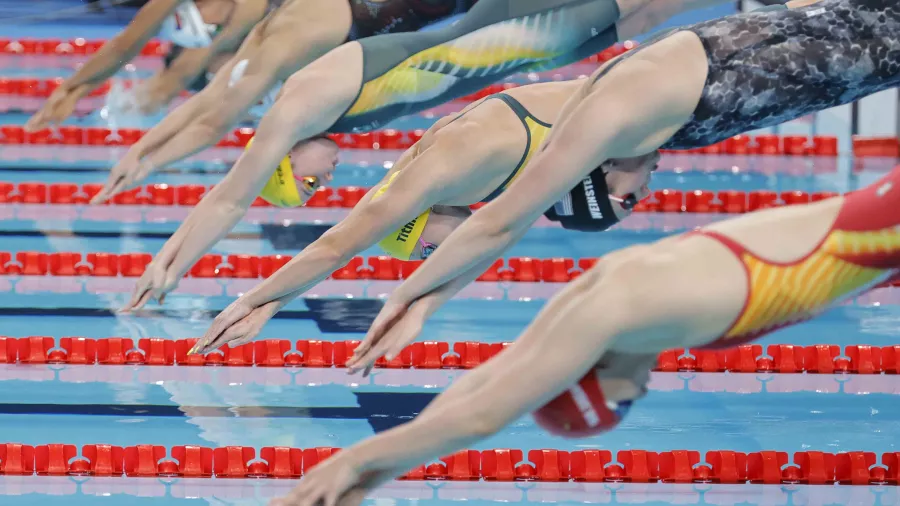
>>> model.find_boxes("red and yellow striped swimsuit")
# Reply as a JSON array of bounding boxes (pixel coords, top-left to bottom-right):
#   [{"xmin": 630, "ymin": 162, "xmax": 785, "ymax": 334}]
[{"xmin": 697, "ymin": 171, "xmax": 900, "ymax": 350}]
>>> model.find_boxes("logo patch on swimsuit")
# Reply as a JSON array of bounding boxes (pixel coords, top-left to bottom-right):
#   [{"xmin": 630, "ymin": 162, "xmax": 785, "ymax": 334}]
[
  {"xmin": 396, "ymin": 217, "xmax": 419, "ymax": 243},
  {"xmin": 582, "ymin": 176, "xmax": 603, "ymax": 220},
  {"xmin": 806, "ymin": 7, "xmax": 826, "ymax": 17},
  {"xmin": 878, "ymin": 182, "xmax": 893, "ymax": 197}
]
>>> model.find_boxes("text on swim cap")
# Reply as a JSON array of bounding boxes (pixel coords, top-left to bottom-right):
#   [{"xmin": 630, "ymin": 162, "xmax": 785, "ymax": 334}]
[{"xmin": 582, "ymin": 176, "xmax": 603, "ymax": 220}]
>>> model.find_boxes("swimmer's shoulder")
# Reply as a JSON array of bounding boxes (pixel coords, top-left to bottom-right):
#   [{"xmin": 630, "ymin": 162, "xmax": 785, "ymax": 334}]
[
  {"xmin": 425, "ymin": 101, "xmax": 530, "ymax": 167},
  {"xmin": 500, "ymin": 79, "xmax": 586, "ymax": 124}
]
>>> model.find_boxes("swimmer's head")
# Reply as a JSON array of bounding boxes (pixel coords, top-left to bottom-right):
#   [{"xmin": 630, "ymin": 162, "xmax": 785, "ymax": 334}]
[
  {"xmin": 378, "ymin": 205, "xmax": 471, "ymax": 261},
  {"xmin": 600, "ymin": 150, "xmax": 659, "ymax": 220},
  {"xmin": 533, "ymin": 356, "xmax": 651, "ymax": 437},
  {"xmin": 255, "ymin": 135, "xmax": 339, "ymax": 208},
  {"xmin": 159, "ymin": 1, "xmax": 227, "ymax": 49}
]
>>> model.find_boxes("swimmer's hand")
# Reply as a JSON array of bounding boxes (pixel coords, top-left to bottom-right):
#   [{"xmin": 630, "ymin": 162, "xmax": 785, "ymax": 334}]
[
  {"xmin": 92, "ymin": 152, "xmax": 152, "ymax": 204},
  {"xmin": 25, "ymin": 84, "xmax": 91, "ymax": 132},
  {"xmin": 134, "ymin": 75, "xmax": 174, "ymax": 115},
  {"xmin": 191, "ymin": 296, "xmax": 286, "ymax": 354},
  {"xmin": 347, "ymin": 299, "xmax": 428, "ymax": 376},
  {"xmin": 120, "ymin": 259, "xmax": 181, "ymax": 312},
  {"xmin": 271, "ymin": 452, "xmax": 391, "ymax": 506}
]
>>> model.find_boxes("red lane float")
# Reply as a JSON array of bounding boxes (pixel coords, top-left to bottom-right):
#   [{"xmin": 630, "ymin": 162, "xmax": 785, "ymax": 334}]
[
  {"xmin": 0, "ymin": 180, "xmax": 843, "ymax": 213},
  {"xmin": 0, "ymin": 336, "xmax": 896, "ymax": 375},
  {"xmin": 1, "ymin": 443, "xmax": 898, "ymax": 484},
  {"xmin": 4, "ymin": 251, "xmax": 900, "ymax": 291},
  {"xmin": 0, "ymin": 124, "xmax": 840, "ymax": 156},
  {"xmin": 0, "ymin": 38, "xmax": 166, "ymax": 57}
]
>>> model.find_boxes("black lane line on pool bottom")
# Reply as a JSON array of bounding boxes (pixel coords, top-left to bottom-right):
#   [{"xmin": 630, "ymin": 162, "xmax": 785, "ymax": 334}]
[
  {"xmin": 0, "ymin": 393, "xmax": 435, "ymax": 432},
  {"xmin": 0, "ymin": 166, "xmax": 228, "ymax": 174},
  {"xmin": 0, "ymin": 230, "xmax": 263, "ymax": 240},
  {"xmin": 0, "ymin": 299, "xmax": 385, "ymax": 333}
]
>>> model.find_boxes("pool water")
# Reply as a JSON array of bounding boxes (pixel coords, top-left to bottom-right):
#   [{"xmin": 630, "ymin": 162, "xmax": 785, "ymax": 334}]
[{"xmin": 1, "ymin": 8, "xmax": 899, "ymax": 506}]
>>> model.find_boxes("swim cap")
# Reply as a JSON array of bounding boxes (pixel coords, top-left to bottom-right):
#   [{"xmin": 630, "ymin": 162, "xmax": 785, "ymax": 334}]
[
  {"xmin": 246, "ymin": 137, "xmax": 315, "ymax": 208},
  {"xmin": 544, "ymin": 168, "xmax": 636, "ymax": 232},
  {"xmin": 374, "ymin": 172, "xmax": 432, "ymax": 260},
  {"xmin": 159, "ymin": 0, "xmax": 217, "ymax": 49},
  {"xmin": 159, "ymin": 1, "xmax": 217, "ymax": 49},
  {"xmin": 229, "ymin": 59, "xmax": 283, "ymax": 119},
  {"xmin": 533, "ymin": 368, "xmax": 632, "ymax": 437}
]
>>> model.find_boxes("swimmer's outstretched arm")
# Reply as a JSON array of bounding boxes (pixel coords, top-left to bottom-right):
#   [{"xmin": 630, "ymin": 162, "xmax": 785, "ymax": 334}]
[
  {"xmin": 26, "ymin": 0, "xmax": 183, "ymax": 130},
  {"xmin": 190, "ymin": 122, "xmax": 506, "ymax": 351},
  {"xmin": 137, "ymin": 0, "xmax": 267, "ymax": 109},
  {"xmin": 275, "ymin": 264, "xmax": 657, "ymax": 506},
  {"xmin": 99, "ymin": 2, "xmax": 351, "ymax": 195},
  {"xmin": 119, "ymin": 101, "xmax": 310, "ymax": 309},
  {"xmin": 358, "ymin": 49, "xmax": 701, "ymax": 366},
  {"xmin": 95, "ymin": 15, "xmax": 320, "ymax": 202},
  {"xmin": 165, "ymin": 1, "xmax": 352, "ymax": 157},
  {"xmin": 91, "ymin": 54, "xmax": 242, "ymax": 203},
  {"xmin": 121, "ymin": 81, "xmax": 430, "ymax": 311}
]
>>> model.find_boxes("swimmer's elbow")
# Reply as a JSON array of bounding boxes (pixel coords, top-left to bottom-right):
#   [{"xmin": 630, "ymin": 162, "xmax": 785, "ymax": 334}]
[
  {"xmin": 312, "ymin": 233, "xmax": 353, "ymax": 267},
  {"xmin": 475, "ymin": 207, "xmax": 527, "ymax": 244},
  {"xmin": 194, "ymin": 114, "xmax": 231, "ymax": 140},
  {"xmin": 212, "ymin": 198, "xmax": 249, "ymax": 223}
]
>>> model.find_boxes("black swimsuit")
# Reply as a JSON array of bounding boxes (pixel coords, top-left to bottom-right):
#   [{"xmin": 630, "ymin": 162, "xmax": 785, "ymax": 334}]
[
  {"xmin": 349, "ymin": 0, "xmax": 477, "ymax": 38},
  {"xmin": 664, "ymin": 0, "xmax": 900, "ymax": 149}
]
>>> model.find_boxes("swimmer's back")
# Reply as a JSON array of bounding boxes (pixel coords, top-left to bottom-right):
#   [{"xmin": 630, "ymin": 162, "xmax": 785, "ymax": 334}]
[
  {"xmin": 664, "ymin": 0, "xmax": 900, "ymax": 149},
  {"xmin": 628, "ymin": 167, "xmax": 900, "ymax": 354},
  {"xmin": 349, "ymin": 0, "xmax": 478, "ymax": 39},
  {"xmin": 328, "ymin": 0, "xmax": 621, "ymax": 133}
]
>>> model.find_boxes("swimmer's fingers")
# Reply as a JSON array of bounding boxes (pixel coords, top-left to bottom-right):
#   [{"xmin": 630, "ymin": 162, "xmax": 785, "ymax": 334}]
[
  {"xmin": 192, "ymin": 326, "xmax": 236, "ymax": 355},
  {"xmin": 28, "ymin": 86, "xmax": 85, "ymax": 132},
  {"xmin": 207, "ymin": 325, "xmax": 249, "ymax": 351},
  {"xmin": 348, "ymin": 302, "xmax": 408, "ymax": 369},
  {"xmin": 350, "ymin": 303, "xmax": 426, "ymax": 375},
  {"xmin": 93, "ymin": 156, "xmax": 147, "ymax": 204},
  {"xmin": 24, "ymin": 110, "xmax": 50, "ymax": 133},
  {"xmin": 347, "ymin": 332, "xmax": 400, "ymax": 377},
  {"xmin": 131, "ymin": 159, "xmax": 157, "ymax": 188},
  {"xmin": 26, "ymin": 95, "xmax": 63, "ymax": 132},
  {"xmin": 123, "ymin": 289, "xmax": 154, "ymax": 313},
  {"xmin": 192, "ymin": 303, "xmax": 254, "ymax": 354},
  {"xmin": 120, "ymin": 273, "xmax": 153, "ymax": 312},
  {"xmin": 91, "ymin": 175, "xmax": 127, "ymax": 205}
]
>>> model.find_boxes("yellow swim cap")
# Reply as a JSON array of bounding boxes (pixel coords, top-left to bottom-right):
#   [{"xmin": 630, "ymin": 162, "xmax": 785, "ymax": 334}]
[
  {"xmin": 373, "ymin": 171, "xmax": 431, "ymax": 260},
  {"xmin": 247, "ymin": 137, "xmax": 314, "ymax": 208}
]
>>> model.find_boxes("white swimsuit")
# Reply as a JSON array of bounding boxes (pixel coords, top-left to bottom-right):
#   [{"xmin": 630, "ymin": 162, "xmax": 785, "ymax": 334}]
[
  {"xmin": 229, "ymin": 58, "xmax": 283, "ymax": 119},
  {"xmin": 158, "ymin": 1, "xmax": 217, "ymax": 48}
]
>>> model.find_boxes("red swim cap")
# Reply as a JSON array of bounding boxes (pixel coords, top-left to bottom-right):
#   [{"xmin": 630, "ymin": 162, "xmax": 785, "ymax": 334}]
[{"xmin": 533, "ymin": 369, "xmax": 631, "ymax": 437}]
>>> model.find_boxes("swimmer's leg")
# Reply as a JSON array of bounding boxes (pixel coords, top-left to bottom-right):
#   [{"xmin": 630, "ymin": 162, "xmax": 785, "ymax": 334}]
[
  {"xmin": 358, "ymin": 0, "xmax": 621, "ymax": 80},
  {"xmin": 327, "ymin": 0, "xmax": 622, "ymax": 131}
]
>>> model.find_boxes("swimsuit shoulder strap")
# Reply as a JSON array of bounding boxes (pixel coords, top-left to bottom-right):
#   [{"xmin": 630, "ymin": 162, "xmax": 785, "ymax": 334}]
[
  {"xmin": 481, "ymin": 93, "xmax": 546, "ymax": 202},
  {"xmin": 688, "ymin": 229, "xmax": 749, "ymax": 258}
]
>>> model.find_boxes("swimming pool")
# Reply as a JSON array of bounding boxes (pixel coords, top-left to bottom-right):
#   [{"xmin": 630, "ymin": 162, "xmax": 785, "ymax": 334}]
[{"xmin": 2, "ymin": 17, "xmax": 900, "ymax": 506}]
